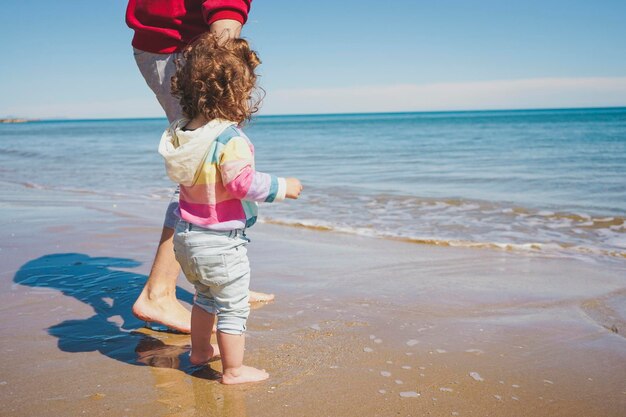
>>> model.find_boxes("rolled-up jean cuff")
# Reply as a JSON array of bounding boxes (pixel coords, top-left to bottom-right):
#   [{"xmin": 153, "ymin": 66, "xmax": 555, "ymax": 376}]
[
  {"xmin": 217, "ymin": 315, "xmax": 248, "ymax": 335},
  {"xmin": 163, "ymin": 188, "xmax": 180, "ymax": 229},
  {"xmin": 194, "ymin": 295, "xmax": 249, "ymax": 334}
]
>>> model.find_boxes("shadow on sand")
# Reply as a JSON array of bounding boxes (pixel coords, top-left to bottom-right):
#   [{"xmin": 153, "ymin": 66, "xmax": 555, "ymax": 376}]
[{"xmin": 12, "ymin": 252, "xmax": 219, "ymax": 378}]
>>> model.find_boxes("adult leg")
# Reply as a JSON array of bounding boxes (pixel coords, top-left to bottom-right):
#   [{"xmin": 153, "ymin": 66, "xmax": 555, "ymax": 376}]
[
  {"xmin": 130, "ymin": 50, "xmax": 194, "ymax": 332},
  {"xmin": 132, "ymin": 226, "xmax": 193, "ymax": 333}
]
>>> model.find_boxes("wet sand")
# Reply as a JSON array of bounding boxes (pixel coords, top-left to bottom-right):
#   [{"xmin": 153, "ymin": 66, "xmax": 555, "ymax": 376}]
[{"xmin": 1, "ymin": 199, "xmax": 625, "ymax": 416}]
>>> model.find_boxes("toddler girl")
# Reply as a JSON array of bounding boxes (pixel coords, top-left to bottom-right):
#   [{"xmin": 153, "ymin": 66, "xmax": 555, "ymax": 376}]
[{"xmin": 158, "ymin": 33, "xmax": 302, "ymax": 384}]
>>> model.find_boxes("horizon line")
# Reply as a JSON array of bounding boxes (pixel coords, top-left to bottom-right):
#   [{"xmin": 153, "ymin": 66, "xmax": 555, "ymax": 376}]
[{"xmin": 5, "ymin": 105, "xmax": 626, "ymax": 123}]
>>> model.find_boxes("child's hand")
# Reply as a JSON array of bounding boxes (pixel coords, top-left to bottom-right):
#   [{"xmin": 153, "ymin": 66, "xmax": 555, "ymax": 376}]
[{"xmin": 285, "ymin": 178, "xmax": 303, "ymax": 199}]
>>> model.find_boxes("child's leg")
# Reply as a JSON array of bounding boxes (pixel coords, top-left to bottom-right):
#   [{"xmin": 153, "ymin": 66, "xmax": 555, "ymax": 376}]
[
  {"xmin": 189, "ymin": 304, "xmax": 220, "ymax": 365},
  {"xmin": 217, "ymin": 331, "xmax": 268, "ymax": 384},
  {"xmin": 211, "ymin": 242, "xmax": 268, "ymax": 384}
]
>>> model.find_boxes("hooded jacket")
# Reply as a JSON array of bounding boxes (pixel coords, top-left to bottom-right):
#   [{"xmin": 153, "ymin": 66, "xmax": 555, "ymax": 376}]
[{"xmin": 159, "ymin": 118, "xmax": 286, "ymax": 230}]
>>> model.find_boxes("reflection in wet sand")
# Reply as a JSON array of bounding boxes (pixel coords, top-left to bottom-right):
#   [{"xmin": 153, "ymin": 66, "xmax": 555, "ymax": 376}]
[{"xmin": 134, "ymin": 329, "xmax": 248, "ymax": 417}]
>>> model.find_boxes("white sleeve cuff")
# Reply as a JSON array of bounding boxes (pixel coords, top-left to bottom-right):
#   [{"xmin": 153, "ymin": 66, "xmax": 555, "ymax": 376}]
[{"xmin": 275, "ymin": 177, "xmax": 287, "ymax": 202}]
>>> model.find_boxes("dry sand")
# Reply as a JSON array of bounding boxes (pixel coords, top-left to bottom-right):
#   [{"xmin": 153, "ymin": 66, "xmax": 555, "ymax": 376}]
[{"xmin": 1, "ymin": 202, "xmax": 625, "ymax": 416}]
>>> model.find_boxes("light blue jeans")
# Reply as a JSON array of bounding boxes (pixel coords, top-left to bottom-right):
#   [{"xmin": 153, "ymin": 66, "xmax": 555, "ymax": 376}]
[
  {"xmin": 134, "ymin": 47, "xmax": 184, "ymax": 230},
  {"xmin": 173, "ymin": 221, "xmax": 251, "ymax": 335},
  {"xmin": 163, "ymin": 187, "xmax": 180, "ymax": 229},
  {"xmin": 133, "ymin": 48, "xmax": 183, "ymax": 123}
]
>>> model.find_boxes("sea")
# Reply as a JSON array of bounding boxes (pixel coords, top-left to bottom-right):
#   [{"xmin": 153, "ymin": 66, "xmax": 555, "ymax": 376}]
[{"xmin": 1, "ymin": 107, "xmax": 625, "ymax": 262}]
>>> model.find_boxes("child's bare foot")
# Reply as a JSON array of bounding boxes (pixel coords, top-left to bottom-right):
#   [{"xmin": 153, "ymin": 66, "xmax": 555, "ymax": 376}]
[
  {"xmin": 190, "ymin": 343, "xmax": 220, "ymax": 365},
  {"xmin": 132, "ymin": 290, "xmax": 192, "ymax": 334},
  {"xmin": 221, "ymin": 365, "xmax": 269, "ymax": 385},
  {"xmin": 249, "ymin": 290, "xmax": 275, "ymax": 303}
]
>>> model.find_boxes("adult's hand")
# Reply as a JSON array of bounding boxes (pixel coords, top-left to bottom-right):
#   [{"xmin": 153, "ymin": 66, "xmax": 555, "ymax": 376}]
[{"xmin": 210, "ymin": 19, "xmax": 243, "ymax": 41}]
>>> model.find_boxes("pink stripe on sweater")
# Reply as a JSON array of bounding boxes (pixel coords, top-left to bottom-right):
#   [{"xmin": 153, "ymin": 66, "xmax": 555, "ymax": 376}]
[
  {"xmin": 179, "ymin": 199, "xmax": 247, "ymax": 226},
  {"xmin": 224, "ymin": 168, "xmax": 254, "ymax": 200}
]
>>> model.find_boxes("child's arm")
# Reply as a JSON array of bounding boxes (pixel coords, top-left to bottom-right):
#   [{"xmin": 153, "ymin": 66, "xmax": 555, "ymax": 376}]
[{"xmin": 219, "ymin": 136, "xmax": 301, "ymax": 202}]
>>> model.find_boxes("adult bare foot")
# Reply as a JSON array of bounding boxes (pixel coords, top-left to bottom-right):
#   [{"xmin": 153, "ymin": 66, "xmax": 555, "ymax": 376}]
[
  {"xmin": 249, "ymin": 290, "xmax": 275, "ymax": 303},
  {"xmin": 221, "ymin": 365, "xmax": 269, "ymax": 385},
  {"xmin": 132, "ymin": 289, "xmax": 191, "ymax": 333},
  {"xmin": 133, "ymin": 289, "xmax": 271, "ymax": 334},
  {"xmin": 190, "ymin": 343, "xmax": 220, "ymax": 365}
]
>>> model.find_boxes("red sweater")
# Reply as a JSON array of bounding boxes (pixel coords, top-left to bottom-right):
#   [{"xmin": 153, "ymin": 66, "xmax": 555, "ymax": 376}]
[{"xmin": 126, "ymin": 0, "xmax": 252, "ymax": 54}]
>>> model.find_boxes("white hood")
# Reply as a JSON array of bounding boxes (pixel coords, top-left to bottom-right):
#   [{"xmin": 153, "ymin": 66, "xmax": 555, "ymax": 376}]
[{"xmin": 158, "ymin": 119, "xmax": 236, "ymax": 186}]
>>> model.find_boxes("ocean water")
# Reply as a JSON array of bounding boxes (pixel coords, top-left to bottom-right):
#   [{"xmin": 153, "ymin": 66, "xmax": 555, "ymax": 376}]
[{"xmin": 1, "ymin": 108, "xmax": 625, "ymax": 261}]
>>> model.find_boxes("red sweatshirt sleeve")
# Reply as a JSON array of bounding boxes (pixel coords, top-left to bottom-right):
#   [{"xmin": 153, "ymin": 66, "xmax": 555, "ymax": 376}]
[{"xmin": 202, "ymin": 0, "xmax": 252, "ymax": 25}]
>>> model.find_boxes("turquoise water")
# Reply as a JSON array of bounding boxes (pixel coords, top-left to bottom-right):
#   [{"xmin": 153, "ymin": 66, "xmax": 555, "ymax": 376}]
[{"xmin": 1, "ymin": 108, "xmax": 625, "ymax": 259}]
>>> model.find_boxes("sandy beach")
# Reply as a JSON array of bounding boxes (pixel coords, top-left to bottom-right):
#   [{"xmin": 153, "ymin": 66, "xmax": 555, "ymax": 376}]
[
  {"xmin": 2, "ymin": 0, "xmax": 625, "ymax": 413},
  {"xmin": 1, "ymin": 191, "xmax": 625, "ymax": 417}
]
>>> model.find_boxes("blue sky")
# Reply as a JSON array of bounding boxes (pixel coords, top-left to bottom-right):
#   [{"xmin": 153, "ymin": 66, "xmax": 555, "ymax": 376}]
[{"xmin": 1, "ymin": 0, "xmax": 625, "ymax": 118}]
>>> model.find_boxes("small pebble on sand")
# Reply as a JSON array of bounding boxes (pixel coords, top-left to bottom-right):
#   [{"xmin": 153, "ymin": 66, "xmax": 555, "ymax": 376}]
[
  {"xmin": 399, "ymin": 391, "xmax": 420, "ymax": 398},
  {"xmin": 469, "ymin": 372, "xmax": 484, "ymax": 382},
  {"xmin": 363, "ymin": 347, "xmax": 374, "ymax": 352},
  {"xmin": 381, "ymin": 371, "xmax": 391, "ymax": 377}
]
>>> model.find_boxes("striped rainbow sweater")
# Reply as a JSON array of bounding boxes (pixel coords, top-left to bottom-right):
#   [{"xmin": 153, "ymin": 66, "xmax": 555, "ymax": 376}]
[{"xmin": 159, "ymin": 119, "xmax": 286, "ymax": 230}]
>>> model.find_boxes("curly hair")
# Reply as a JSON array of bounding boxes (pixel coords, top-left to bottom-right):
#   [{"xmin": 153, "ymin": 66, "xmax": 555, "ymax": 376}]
[{"xmin": 171, "ymin": 33, "xmax": 262, "ymax": 124}]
